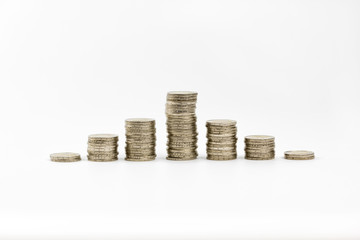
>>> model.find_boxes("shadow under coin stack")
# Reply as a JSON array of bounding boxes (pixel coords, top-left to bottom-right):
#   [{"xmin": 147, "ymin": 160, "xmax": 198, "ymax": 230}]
[
  {"xmin": 87, "ymin": 134, "xmax": 119, "ymax": 161},
  {"xmin": 206, "ymin": 119, "xmax": 237, "ymax": 160},
  {"xmin": 125, "ymin": 118, "xmax": 156, "ymax": 161},
  {"xmin": 244, "ymin": 135, "xmax": 275, "ymax": 160},
  {"xmin": 166, "ymin": 91, "xmax": 198, "ymax": 160}
]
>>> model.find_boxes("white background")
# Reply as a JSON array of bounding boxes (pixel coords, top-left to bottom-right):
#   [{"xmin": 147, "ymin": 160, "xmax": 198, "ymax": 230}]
[{"xmin": 1, "ymin": 0, "xmax": 360, "ymax": 239}]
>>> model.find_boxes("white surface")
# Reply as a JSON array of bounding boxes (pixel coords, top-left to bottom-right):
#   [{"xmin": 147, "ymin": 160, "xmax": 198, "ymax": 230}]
[{"xmin": 1, "ymin": 0, "xmax": 360, "ymax": 239}]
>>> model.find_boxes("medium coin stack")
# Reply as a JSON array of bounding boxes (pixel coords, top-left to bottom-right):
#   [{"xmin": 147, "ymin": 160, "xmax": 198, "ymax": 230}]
[
  {"xmin": 244, "ymin": 135, "xmax": 275, "ymax": 160},
  {"xmin": 284, "ymin": 150, "xmax": 314, "ymax": 160},
  {"xmin": 125, "ymin": 118, "xmax": 156, "ymax": 161},
  {"xmin": 206, "ymin": 119, "xmax": 237, "ymax": 160},
  {"xmin": 87, "ymin": 134, "xmax": 119, "ymax": 161},
  {"xmin": 166, "ymin": 91, "xmax": 198, "ymax": 160}
]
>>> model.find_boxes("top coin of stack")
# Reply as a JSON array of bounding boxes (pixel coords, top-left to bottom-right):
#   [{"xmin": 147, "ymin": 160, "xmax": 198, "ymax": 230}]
[
  {"xmin": 87, "ymin": 134, "xmax": 119, "ymax": 161},
  {"xmin": 284, "ymin": 150, "xmax": 314, "ymax": 160},
  {"xmin": 206, "ymin": 119, "xmax": 237, "ymax": 160},
  {"xmin": 50, "ymin": 152, "xmax": 81, "ymax": 162},
  {"xmin": 166, "ymin": 91, "xmax": 198, "ymax": 160},
  {"xmin": 244, "ymin": 135, "xmax": 275, "ymax": 160},
  {"xmin": 125, "ymin": 118, "xmax": 156, "ymax": 161}
]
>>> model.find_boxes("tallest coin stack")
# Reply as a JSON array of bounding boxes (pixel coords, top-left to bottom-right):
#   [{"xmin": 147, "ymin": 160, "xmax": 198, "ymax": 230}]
[{"xmin": 166, "ymin": 91, "xmax": 198, "ymax": 160}]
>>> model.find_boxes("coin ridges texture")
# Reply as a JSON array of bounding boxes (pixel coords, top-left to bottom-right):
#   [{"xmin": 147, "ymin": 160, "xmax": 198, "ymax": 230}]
[
  {"xmin": 125, "ymin": 118, "xmax": 156, "ymax": 161},
  {"xmin": 244, "ymin": 135, "xmax": 275, "ymax": 160},
  {"xmin": 206, "ymin": 119, "xmax": 237, "ymax": 160},
  {"xmin": 50, "ymin": 152, "xmax": 81, "ymax": 162},
  {"xmin": 284, "ymin": 150, "xmax": 314, "ymax": 160},
  {"xmin": 166, "ymin": 91, "xmax": 198, "ymax": 160},
  {"xmin": 87, "ymin": 133, "xmax": 118, "ymax": 162}
]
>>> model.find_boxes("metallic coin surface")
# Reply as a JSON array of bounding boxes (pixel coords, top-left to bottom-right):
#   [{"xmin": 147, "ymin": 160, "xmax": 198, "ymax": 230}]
[
  {"xmin": 207, "ymin": 154, "xmax": 237, "ymax": 160},
  {"xmin": 125, "ymin": 157, "xmax": 156, "ymax": 161},
  {"xmin": 88, "ymin": 134, "xmax": 118, "ymax": 139},
  {"xmin": 245, "ymin": 156, "xmax": 275, "ymax": 160},
  {"xmin": 166, "ymin": 156, "xmax": 198, "ymax": 161},
  {"xmin": 87, "ymin": 156, "xmax": 118, "ymax": 162},
  {"xmin": 50, "ymin": 152, "xmax": 81, "ymax": 162},
  {"xmin": 126, "ymin": 118, "xmax": 155, "ymax": 123},
  {"xmin": 245, "ymin": 135, "xmax": 275, "ymax": 140},
  {"xmin": 125, "ymin": 118, "xmax": 156, "ymax": 161},
  {"xmin": 206, "ymin": 119, "xmax": 237, "ymax": 160},
  {"xmin": 244, "ymin": 135, "xmax": 275, "ymax": 160},
  {"xmin": 284, "ymin": 150, "xmax": 315, "ymax": 160},
  {"xmin": 206, "ymin": 119, "xmax": 237, "ymax": 126},
  {"xmin": 87, "ymin": 133, "xmax": 119, "ymax": 162},
  {"xmin": 166, "ymin": 91, "xmax": 198, "ymax": 160}
]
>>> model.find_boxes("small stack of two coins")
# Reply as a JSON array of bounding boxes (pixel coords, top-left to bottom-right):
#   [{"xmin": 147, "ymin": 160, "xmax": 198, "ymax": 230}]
[
  {"xmin": 87, "ymin": 134, "xmax": 119, "ymax": 161},
  {"xmin": 50, "ymin": 152, "xmax": 81, "ymax": 162},
  {"xmin": 206, "ymin": 119, "xmax": 237, "ymax": 160},
  {"xmin": 166, "ymin": 91, "xmax": 198, "ymax": 160},
  {"xmin": 125, "ymin": 118, "xmax": 156, "ymax": 161},
  {"xmin": 244, "ymin": 135, "xmax": 275, "ymax": 160},
  {"xmin": 284, "ymin": 150, "xmax": 314, "ymax": 160}
]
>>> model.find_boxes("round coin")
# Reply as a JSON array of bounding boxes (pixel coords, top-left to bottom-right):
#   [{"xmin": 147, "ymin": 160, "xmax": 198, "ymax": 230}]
[
  {"xmin": 206, "ymin": 119, "xmax": 236, "ymax": 126},
  {"xmin": 88, "ymin": 133, "xmax": 118, "ymax": 139},
  {"xmin": 245, "ymin": 135, "xmax": 274, "ymax": 141},
  {"xmin": 284, "ymin": 150, "xmax": 315, "ymax": 160},
  {"xmin": 50, "ymin": 152, "xmax": 81, "ymax": 162}
]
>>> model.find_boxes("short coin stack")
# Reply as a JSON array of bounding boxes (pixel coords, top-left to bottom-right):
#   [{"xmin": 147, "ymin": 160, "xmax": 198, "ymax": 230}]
[
  {"xmin": 244, "ymin": 135, "xmax": 275, "ymax": 160},
  {"xmin": 206, "ymin": 119, "xmax": 237, "ymax": 160},
  {"xmin": 284, "ymin": 150, "xmax": 314, "ymax": 160},
  {"xmin": 50, "ymin": 152, "xmax": 81, "ymax": 162},
  {"xmin": 166, "ymin": 91, "xmax": 198, "ymax": 160},
  {"xmin": 87, "ymin": 134, "xmax": 119, "ymax": 161},
  {"xmin": 125, "ymin": 118, "xmax": 156, "ymax": 161}
]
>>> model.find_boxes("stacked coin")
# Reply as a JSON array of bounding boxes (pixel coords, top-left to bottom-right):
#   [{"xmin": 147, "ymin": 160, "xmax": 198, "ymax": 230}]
[
  {"xmin": 206, "ymin": 119, "xmax": 237, "ymax": 160},
  {"xmin": 87, "ymin": 134, "xmax": 119, "ymax": 161},
  {"xmin": 50, "ymin": 152, "xmax": 81, "ymax": 162},
  {"xmin": 244, "ymin": 135, "xmax": 275, "ymax": 160},
  {"xmin": 284, "ymin": 150, "xmax": 314, "ymax": 160},
  {"xmin": 166, "ymin": 91, "xmax": 198, "ymax": 160},
  {"xmin": 125, "ymin": 118, "xmax": 156, "ymax": 161}
]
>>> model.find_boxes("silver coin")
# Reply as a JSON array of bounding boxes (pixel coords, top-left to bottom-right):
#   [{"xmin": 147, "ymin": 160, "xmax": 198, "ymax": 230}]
[
  {"xmin": 207, "ymin": 155, "xmax": 237, "ymax": 161},
  {"xmin": 125, "ymin": 118, "xmax": 155, "ymax": 123},
  {"xmin": 245, "ymin": 135, "xmax": 274, "ymax": 141},
  {"xmin": 50, "ymin": 152, "xmax": 81, "ymax": 162},
  {"xmin": 245, "ymin": 143, "xmax": 275, "ymax": 147},
  {"xmin": 206, "ymin": 119, "xmax": 236, "ymax": 126},
  {"xmin": 88, "ymin": 157, "xmax": 118, "ymax": 162},
  {"xmin": 125, "ymin": 156, "xmax": 156, "ymax": 161},
  {"xmin": 88, "ymin": 145, "xmax": 118, "ymax": 150},
  {"xmin": 284, "ymin": 150, "xmax": 314, "ymax": 160},
  {"xmin": 245, "ymin": 156, "xmax": 275, "ymax": 160},
  {"xmin": 88, "ymin": 133, "xmax": 118, "ymax": 139},
  {"xmin": 166, "ymin": 156, "xmax": 197, "ymax": 161}
]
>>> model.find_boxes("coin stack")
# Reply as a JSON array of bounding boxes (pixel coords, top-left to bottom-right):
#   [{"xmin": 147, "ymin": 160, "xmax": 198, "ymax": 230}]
[
  {"xmin": 284, "ymin": 150, "xmax": 314, "ymax": 160},
  {"xmin": 166, "ymin": 91, "xmax": 198, "ymax": 160},
  {"xmin": 50, "ymin": 152, "xmax": 81, "ymax": 162},
  {"xmin": 87, "ymin": 134, "xmax": 119, "ymax": 161},
  {"xmin": 206, "ymin": 119, "xmax": 237, "ymax": 160},
  {"xmin": 244, "ymin": 135, "xmax": 275, "ymax": 160},
  {"xmin": 125, "ymin": 118, "xmax": 156, "ymax": 161}
]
